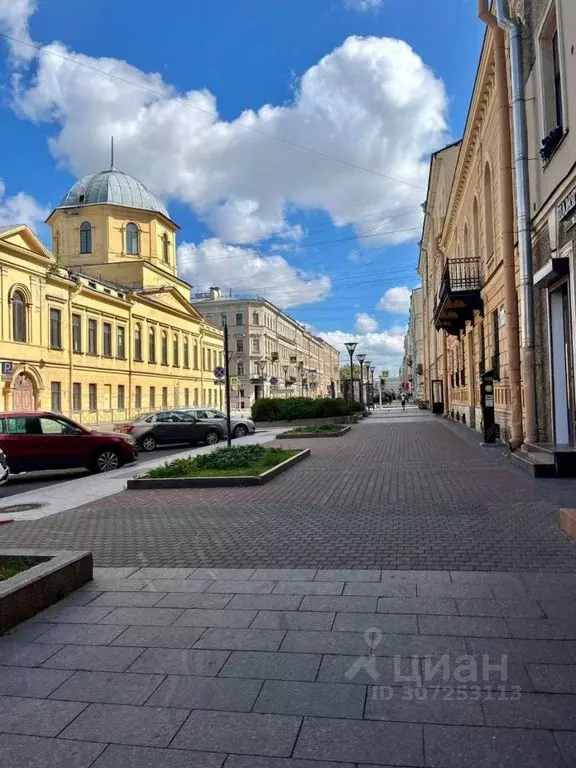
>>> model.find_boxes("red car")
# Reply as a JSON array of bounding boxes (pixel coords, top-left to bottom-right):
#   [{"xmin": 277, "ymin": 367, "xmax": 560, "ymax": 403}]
[{"xmin": 0, "ymin": 412, "xmax": 138, "ymax": 475}]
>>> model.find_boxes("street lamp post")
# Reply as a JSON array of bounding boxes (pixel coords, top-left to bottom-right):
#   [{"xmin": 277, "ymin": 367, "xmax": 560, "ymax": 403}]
[
  {"xmin": 222, "ymin": 319, "xmax": 232, "ymax": 448},
  {"xmin": 364, "ymin": 360, "xmax": 372, "ymax": 410},
  {"xmin": 282, "ymin": 365, "xmax": 289, "ymax": 399},
  {"xmin": 357, "ymin": 353, "xmax": 366, "ymax": 411},
  {"xmin": 344, "ymin": 342, "xmax": 357, "ymax": 401},
  {"xmin": 370, "ymin": 365, "xmax": 376, "ymax": 410}
]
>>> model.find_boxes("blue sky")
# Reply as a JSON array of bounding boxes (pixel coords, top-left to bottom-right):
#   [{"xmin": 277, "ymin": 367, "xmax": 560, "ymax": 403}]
[{"xmin": 0, "ymin": 0, "xmax": 484, "ymax": 372}]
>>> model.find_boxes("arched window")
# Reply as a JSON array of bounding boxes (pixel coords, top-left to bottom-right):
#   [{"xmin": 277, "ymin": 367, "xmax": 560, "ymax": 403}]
[
  {"xmin": 472, "ymin": 198, "xmax": 480, "ymax": 260},
  {"xmin": 12, "ymin": 290, "xmax": 26, "ymax": 342},
  {"xmin": 80, "ymin": 222, "xmax": 92, "ymax": 254},
  {"xmin": 162, "ymin": 233, "xmax": 169, "ymax": 264},
  {"xmin": 161, "ymin": 331, "xmax": 168, "ymax": 365},
  {"xmin": 173, "ymin": 334, "xmax": 179, "ymax": 367},
  {"xmin": 149, "ymin": 326, "xmax": 156, "ymax": 363},
  {"xmin": 134, "ymin": 324, "xmax": 142, "ymax": 361},
  {"xmin": 126, "ymin": 223, "xmax": 139, "ymax": 255},
  {"xmin": 484, "ymin": 164, "xmax": 494, "ymax": 261},
  {"xmin": 463, "ymin": 223, "xmax": 470, "ymax": 258},
  {"xmin": 183, "ymin": 337, "xmax": 190, "ymax": 368}
]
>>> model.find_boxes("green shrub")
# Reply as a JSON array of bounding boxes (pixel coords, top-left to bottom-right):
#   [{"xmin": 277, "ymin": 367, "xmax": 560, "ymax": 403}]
[
  {"xmin": 290, "ymin": 423, "xmax": 342, "ymax": 433},
  {"xmin": 194, "ymin": 444, "xmax": 266, "ymax": 470},
  {"xmin": 145, "ymin": 446, "xmax": 295, "ymax": 478},
  {"xmin": 251, "ymin": 397, "xmax": 355, "ymax": 422}
]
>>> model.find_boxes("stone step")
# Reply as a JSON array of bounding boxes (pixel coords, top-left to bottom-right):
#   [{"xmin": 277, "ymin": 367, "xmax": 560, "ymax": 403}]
[{"xmin": 511, "ymin": 450, "xmax": 556, "ymax": 478}]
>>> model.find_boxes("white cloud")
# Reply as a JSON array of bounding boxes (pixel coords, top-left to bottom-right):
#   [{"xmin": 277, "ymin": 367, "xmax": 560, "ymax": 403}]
[
  {"xmin": 0, "ymin": 179, "xmax": 48, "ymax": 231},
  {"xmin": 0, "ymin": 0, "xmax": 36, "ymax": 61},
  {"xmin": 178, "ymin": 238, "xmax": 331, "ymax": 309},
  {"xmin": 378, "ymin": 285, "xmax": 411, "ymax": 314},
  {"xmin": 346, "ymin": 0, "xmax": 384, "ymax": 11},
  {"xmin": 5, "ymin": 1, "xmax": 447, "ymax": 247},
  {"xmin": 355, "ymin": 312, "xmax": 378, "ymax": 332},
  {"xmin": 318, "ymin": 327, "xmax": 406, "ymax": 375}
]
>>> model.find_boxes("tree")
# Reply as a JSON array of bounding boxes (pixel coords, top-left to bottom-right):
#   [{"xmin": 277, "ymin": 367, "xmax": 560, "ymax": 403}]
[{"xmin": 340, "ymin": 364, "xmax": 362, "ymax": 382}]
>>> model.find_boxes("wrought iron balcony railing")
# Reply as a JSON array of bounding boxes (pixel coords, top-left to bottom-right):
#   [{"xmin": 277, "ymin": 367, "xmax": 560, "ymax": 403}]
[{"xmin": 434, "ymin": 257, "xmax": 483, "ymax": 336}]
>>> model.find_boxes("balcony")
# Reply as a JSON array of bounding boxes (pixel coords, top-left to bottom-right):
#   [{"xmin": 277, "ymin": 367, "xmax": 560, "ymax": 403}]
[{"xmin": 434, "ymin": 257, "xmax": 483, "ymax": 336}]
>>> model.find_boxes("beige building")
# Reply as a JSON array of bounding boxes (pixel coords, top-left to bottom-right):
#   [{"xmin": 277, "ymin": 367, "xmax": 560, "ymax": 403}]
[
  {"xmin": 418, "ymin": 7, "xmax": 524, "ymax": 442},
  {"xmin": 193, "ymin": 289, "xmax": 340, "ymax": 409},
  {"xmin": 0, "ymin": 166, "xmax": 224, "ymax": 424},
  {"xmin": 401, "ymin": 288, "xmax": 424, "ymax": 399}
]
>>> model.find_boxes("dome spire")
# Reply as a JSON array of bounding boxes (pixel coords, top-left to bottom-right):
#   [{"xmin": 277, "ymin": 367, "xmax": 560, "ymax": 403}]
[{"xmin": 110, "ymin": 136, "xmax": 116, "ymax": 170}]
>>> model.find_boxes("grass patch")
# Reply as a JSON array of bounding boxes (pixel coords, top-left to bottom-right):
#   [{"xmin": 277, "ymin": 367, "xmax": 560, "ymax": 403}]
[
  {"xmin": 146, "ymin": 446, "xmax": 300, "ymax": 479},
  {"xmin": 287, "ymin": 423, "xmax": 344, "ymax": 434},
  {"xmin": 0, "ymin": 556, "xmax": 41, "ymax": 582}
]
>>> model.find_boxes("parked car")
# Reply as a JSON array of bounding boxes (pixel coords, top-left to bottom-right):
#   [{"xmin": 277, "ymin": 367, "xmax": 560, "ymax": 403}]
[
  {"xmin": 0, "ymin": 448, "xmax": 9, "ymax": 486},
  {"xmin": 115, "ymin": 410, "xmax": 226, "ymax": 451},
  {"xmin": 178, "ymin": 408, "xmax": 256, "ymax": 439},
  {"xmin": 0, "ymin": 412, "xmax": 138, "ymax": 474}
]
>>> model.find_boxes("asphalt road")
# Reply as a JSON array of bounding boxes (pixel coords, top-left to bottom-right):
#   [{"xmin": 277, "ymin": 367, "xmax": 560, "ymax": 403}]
[{"xmin": 0, "ymin": 443, "xmax": 198, "ymax": 500}]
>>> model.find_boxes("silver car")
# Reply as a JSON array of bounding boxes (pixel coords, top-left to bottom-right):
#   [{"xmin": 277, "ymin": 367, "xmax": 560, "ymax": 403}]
[{"xmin": 178, "ymin": 408, "xmax": 256, "ymax": 439}]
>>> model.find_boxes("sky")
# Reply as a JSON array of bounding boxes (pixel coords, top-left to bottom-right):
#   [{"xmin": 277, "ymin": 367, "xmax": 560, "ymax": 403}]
[{"xmin": 0, "ymin": 0, "xmax": 484, "ymax": 375}]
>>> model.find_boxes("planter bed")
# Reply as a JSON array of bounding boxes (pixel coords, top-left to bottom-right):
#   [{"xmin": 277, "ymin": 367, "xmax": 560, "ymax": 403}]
[
  {"xmin": 0, "ymin": 549, "xmax": 93, "ymax": 634},
  {"xmin": 127, "ymin": 447, "xmax": 310, "ymax": 489},
  {"xmin": 277, "ymin": 425, "xmax": 351, "ymax": 439}
]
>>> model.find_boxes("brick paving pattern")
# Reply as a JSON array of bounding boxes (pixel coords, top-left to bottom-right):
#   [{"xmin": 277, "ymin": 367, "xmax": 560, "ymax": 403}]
[
  {"xmin": 1, "ymin": 567, "xmax": 576, "ymax": 767},
  {"xmin": 0, "ymin": 413, "xmax": 575, "ymax": 570}
]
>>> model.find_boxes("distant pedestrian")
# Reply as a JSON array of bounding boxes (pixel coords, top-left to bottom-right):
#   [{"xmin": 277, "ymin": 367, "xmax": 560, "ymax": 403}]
[{"xmin": 401, "ymin": 393, "xmax": 406, "ymax": 411}]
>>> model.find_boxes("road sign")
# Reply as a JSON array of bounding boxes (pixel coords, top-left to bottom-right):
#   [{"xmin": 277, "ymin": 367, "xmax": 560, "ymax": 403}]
[
  {"xmin": 214, "ymin": 366, "xmax": 225, "ymax": 379},
  {"xmin": 1, "ymin": 362, "xmax": 14, "ymax": 381},
  {"xmin": 380, "ymin": 370, "xmax": 389, "ymax": 379},
  {"xmin": 270, "ymin": 377, "xmax": 279, "ymax": 385},
  {"xmin": 229, "ymin": 376, "xmax": 240, "ymax": 390},
  {"xmin": 289, "ymin": 355, "xmax": 297, "ymax": 364}
]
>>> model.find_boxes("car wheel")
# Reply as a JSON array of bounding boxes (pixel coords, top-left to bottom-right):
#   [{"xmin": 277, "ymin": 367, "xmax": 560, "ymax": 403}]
[
  {"xmin": 93, "ymin": 449, "xmax": 121, "ymax": 473},
  {"xmin": 0, "ymin": 467, "xmax": 9, "ymax": 486},
  {"xmin": 233, "ymin": 424, "xmax": 248, "ymax": 438},
  {"xmin": 140, "ymin": 435, "xmax": 157, "ymax": 452},
  {"xmin": 205, "ymin": 430, "xmax": 220, "ymax": 445}
]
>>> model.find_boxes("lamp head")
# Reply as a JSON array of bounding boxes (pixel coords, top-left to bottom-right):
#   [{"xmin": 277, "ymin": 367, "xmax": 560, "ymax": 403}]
[{"xmin": 344, "ymin": 341, "xmax": 357, "ymax": 355}]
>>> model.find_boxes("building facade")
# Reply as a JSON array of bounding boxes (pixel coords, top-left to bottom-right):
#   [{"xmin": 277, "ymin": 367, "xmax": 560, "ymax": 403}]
[
  {"xmin": 523, "ymin": 0, "xmax": 576, "ymax": 444},
  {"xmin": 0, "ymin": 167, "xmax": 224, "ymax": 424},
  {"xmin": 418, "ymin": 11, "xmax": 524, "ymax": 442},
  {"xmin": 193, "ymin": 289, "xmax": 340, "ymax": 409},
  {"xmin": 401, "ymin": 288, "xmax": 424, "ymax": 399}
]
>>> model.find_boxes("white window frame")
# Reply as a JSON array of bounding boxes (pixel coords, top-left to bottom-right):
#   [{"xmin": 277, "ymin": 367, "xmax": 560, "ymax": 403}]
[{"xmin": 537, "ymin": 0, "xmax": 568, "ymax": 139}]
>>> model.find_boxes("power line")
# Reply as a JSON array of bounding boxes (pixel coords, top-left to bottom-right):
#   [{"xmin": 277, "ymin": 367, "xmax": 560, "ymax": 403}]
[{"xmin": 0, "ymin": 31, "xmax": 427, "ymax": 191}]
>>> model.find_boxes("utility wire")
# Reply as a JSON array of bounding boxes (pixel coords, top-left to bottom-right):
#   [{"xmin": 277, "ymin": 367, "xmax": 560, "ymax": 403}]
[{"xmin": 0, "ymin": 31, "xmax": 426, "ymax": 191}]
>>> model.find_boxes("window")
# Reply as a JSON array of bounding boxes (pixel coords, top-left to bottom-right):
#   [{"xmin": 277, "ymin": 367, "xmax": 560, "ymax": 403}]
[
  {"xmin": 72, "ymin": 314, "xmax": 82, "ymax": 352},
  {"xmin": 162, "ymin": 386, "xmax": 168, "ymax": 407},
  {"xmin": 183, "ymin": 337, "xmax": 189, "ymax": 368},
  {"xmin": 134, "ymin": 324, "xmax": 142, "ymax": 360},
  {"xmin": 103, "ymin": 322, "xmax": 112, "ymax": 357},
  {"xmin": 193, "ymin": 342, "xmax": 199, "ymax": 369},
  {"xmin": 149, "ymin": 327, "xmax": 156, "ymax": 362},
  {"xmin": 236, "ymin": 338, "xmax": 244, "ymax": 353},
  {"xmin": 484, "ymin": 163, "xmax": 494, "ymax": 262},
  {"xmin": 51, "ymin": 381, "xmax": 62, "ymax": 412},
  {"xmin": 162, "ymin": 232, "xmax": 169, "ymax": 264},
  {"xmin": 126, "ymin": 223, "xmax": 139, "ymax": 255},
  {"xmin": 80, "ymin": 222, "xmax": 92, "ymax": 254},
  {"xmin": 88, "ymin": 319, "xmax": 97, "ymax": 354},
  {"xmin": 161, "ymin": 331, "xmax": 168, "ymax": 365},
  {"xmin": 49, "ymin": 308, "xmax": 62, "ymax": 349},
  {"xmin": 173, "ymin": 334, "xmax": 179, "ymax": 367},
  {"xmin": 236, "ymin": 313, "xmax": 243, "ymax": 326},
  {"xmin": 237, "ymin": 361, "xmax": 244, "ymax": 376},
  {"xmin": 194, "ymin": 387, "xmax": 199, "ymax": 405},
  {"xmin": 134, "ymin": 386, "xmax": 142, "ymax": 409},
  {"xmin": 184, "ymin": 388, "xmax": 189, "ymax": 406},
  {"xmin": 12, "ymin": 289, "xmax": 27, "ymax": 342},
  {"xmin": 252, "ymin": 338, "xmax": 260, "ymax": 353},
  {"xmin": 252, "ymin": 312, "xmax": 259, "ymax": 325},
  {"xmin": 118, "ymin": 385, "xmax": 125, "ymax": 410},
  {"xmin": 174, "ymin": 387, "xmax": 179, "ymax": 407},
  {"xmin": 540, "ymin": 6, "xmax": 565, "ymax": 135},
  {"xmin": 220, "ymin": 313, "xmax": 228, "ymax": 328},
  {"xmin": 208, "ymin": 389, "xmax": 212, "ymax": 405},
  {"xmin": 492, "ymin": 309, "xmax": 500, "ymax": 374},
  {"xmin": 39, "ymin": 416, "xmax": 77, "ymax": 435},
  {"xmin": 149, "ymin": 386, "xmax": 156, "ymax": 408},
  {"xmin": 89, "ymin": 383, "xmax": 97, "ymax": 411},
  {"xmin": 72, "ymin": 383, "xmax": 81, "ymax": 411},
  {"xmin": 117, "ymin": 326, "xmax": 126, "ymax": 359}
]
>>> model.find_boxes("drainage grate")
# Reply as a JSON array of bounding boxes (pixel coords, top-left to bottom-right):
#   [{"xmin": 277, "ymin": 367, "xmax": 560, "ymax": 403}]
[{"xmin": 0, "ymin": 503, "xmax": 44, "ymax": 514}]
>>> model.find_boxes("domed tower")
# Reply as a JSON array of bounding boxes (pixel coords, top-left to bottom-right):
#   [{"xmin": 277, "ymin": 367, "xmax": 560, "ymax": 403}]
[{"xmin": 47, "ymin": 164, "xmax": 182, "ymax": 292}]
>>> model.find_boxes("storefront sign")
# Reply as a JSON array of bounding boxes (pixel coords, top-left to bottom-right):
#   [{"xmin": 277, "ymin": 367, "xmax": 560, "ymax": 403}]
[
  {"xmin": 558, "ymin": 187, "xmax": 576, "ymax": 221},
  {"xmin": 1, "ymin": 362, "xmax": 14, "ymax": 381}
]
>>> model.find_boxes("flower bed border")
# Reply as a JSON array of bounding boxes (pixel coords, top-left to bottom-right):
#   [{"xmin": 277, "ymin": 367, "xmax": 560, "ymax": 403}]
[
  {"xmin": 276, "ymin": 425, "xmax": 351, "ymax": 439},
  {"xmin": 0, "ymin": 548, "xmax": 93, "ymax": 634},
  {"xmin": 126, "ymin": 448, "xmax": 310, "ymax": 489}
]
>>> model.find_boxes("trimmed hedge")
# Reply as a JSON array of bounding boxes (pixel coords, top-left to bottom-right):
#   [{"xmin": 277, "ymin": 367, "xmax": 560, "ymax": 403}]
[{"xmin": 252, "ymin": 397, "xmax": 361, "ymax": 422}]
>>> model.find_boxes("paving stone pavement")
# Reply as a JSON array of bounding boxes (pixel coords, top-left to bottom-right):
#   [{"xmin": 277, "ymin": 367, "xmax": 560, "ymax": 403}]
[
  {"xmin": 2, "ymin": 569, "xmax": 576, "ymax": 766},
  {"xmin": 1, "ymin": 413, "xmax": 576, "ymax": 570}
]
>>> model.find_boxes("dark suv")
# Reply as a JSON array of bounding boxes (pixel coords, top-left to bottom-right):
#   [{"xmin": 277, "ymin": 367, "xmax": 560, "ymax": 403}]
[{"xmin": 0, "ymin": 412, "xmax": 138, "ymax": 474}]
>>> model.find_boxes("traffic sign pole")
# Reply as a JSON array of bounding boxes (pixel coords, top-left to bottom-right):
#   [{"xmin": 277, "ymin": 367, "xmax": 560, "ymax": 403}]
[{"xmin": 223, "ymin": 322, "xmax": 232, "ymax": 448}]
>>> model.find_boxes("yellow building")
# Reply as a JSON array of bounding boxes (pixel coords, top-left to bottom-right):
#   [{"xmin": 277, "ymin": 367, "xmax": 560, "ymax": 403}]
[
  {"xmin": 0, "ymin": 166, "xmax": 224, "ymax": 424},
  {"xmin": 418, "ymin": 12, "xmax": 523, "ymax": 444}
]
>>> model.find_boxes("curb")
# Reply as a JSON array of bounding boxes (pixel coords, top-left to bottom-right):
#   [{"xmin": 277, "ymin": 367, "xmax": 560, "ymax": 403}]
[{"xmin": 276, "ymin": 425, "xmax": 351, "ymax": 439}]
